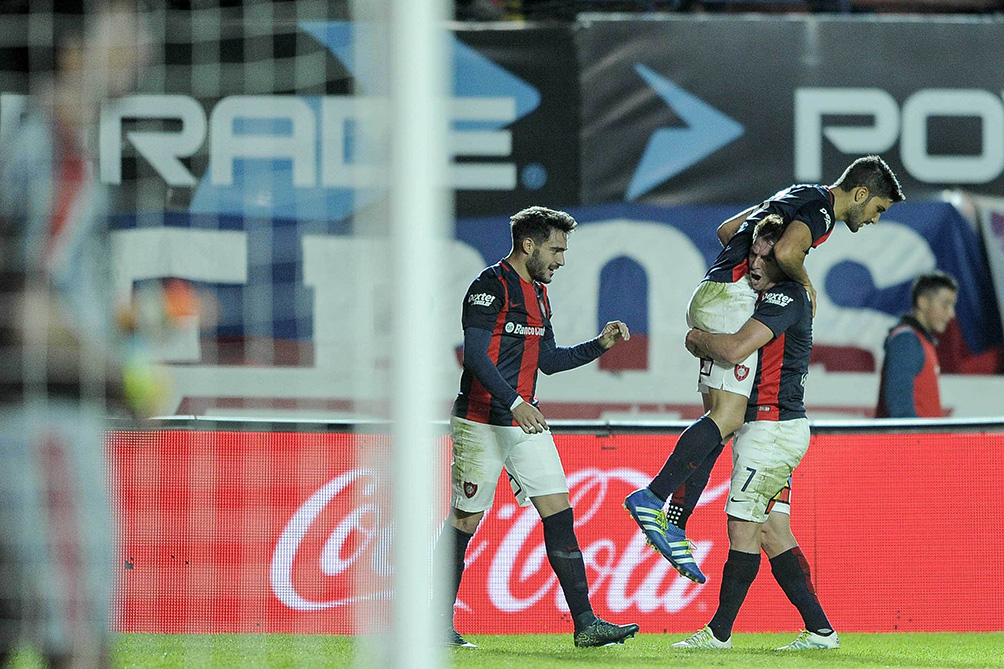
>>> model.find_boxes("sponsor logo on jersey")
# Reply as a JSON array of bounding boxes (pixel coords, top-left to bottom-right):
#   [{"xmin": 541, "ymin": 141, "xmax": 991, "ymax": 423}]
[
  {"xmin": 468, "ymin": 292, "xmax": 496, "ymax": 308},
  {"xmin": 820, "ymin": 207, "xmax": 832, "ymax": 230},
  {"xmin": 464, "ymin": 481, "xmax": 478, "ymax": 499},
  {"xmin": 505, "ymin": 322, "xmax": 545, "ymax": 336},
  {"xmin": 734, "ymin": 364, "xmax": 750, "ymax": 381},
  {"xmin": 762, "ymin": 292, "xmax": 794, "ymax": 308}
]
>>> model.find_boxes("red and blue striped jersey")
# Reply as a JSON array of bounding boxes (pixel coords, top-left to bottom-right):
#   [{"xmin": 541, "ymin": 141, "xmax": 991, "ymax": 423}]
[
  {"xmin": 707, "ymin": 184, "xmax": 836, "ymax": 284},
  {"xmin": 746, "ymin": 281, "xmax": 813, "ymax": 422},
  {"xmin": 453, "ymin": 260, "xmax": 553, "ymax": 426}
]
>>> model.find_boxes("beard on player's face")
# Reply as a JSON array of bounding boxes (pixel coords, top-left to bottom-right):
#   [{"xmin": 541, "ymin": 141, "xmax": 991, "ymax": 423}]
[
  {"xmin": 526, "ymin": 248, "xmax": 550, "ymax": 283},
  {"xmin": 845, "ymin": 197, "xmax": 882, "ymax": 233},
  {"xmin": 844, "ymin": 202, "xmax": 865, "ymax": 231}
]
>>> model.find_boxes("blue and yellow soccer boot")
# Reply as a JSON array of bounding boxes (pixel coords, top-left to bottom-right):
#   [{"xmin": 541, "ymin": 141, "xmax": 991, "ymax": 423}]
[{"xmin": 624, "ymin": 488, "xmax": 706, "ymax": 584}]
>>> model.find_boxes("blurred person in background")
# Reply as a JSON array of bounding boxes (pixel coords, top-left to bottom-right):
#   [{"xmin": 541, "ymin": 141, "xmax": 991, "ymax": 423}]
[
  {"xmin": 0, "ymin": 1, "xmax": 153, "ymax": 666},
  {"xmin": 875, "ymin": 271, "xmax": 958, "ymax": 418}
]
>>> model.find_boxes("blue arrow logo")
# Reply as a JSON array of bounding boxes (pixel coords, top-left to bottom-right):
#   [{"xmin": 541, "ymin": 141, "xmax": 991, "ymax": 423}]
[{"xmin": 627, "ymin": 64, "xmax": 744, "ymax": 201}]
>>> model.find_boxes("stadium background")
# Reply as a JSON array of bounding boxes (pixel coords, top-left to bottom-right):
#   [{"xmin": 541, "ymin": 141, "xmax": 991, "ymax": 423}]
[{"xmin": 3, "ymin": 0, "xmax": 1003, "ymax": 650}]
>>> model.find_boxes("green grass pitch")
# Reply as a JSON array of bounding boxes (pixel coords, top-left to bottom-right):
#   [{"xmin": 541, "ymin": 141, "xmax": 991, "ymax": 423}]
[{"xmin": 6, "ymin": 632, "xmax": 1004, "ymax": 668}]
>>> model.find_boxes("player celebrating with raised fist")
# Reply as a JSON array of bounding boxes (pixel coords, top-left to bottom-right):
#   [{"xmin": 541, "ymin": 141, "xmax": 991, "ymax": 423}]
[{"xmin": 434, "ymin": 206, "xmax": 639, "ymax": 648}]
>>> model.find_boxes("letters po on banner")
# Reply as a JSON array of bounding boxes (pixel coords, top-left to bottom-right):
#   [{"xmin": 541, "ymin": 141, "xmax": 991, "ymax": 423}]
[{"xmin": 111, "ymin": 429, "xmax": 1004, "ymax": 635}]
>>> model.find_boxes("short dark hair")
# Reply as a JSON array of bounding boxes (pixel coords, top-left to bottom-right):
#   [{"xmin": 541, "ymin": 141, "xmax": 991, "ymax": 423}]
[
  {"xmin": 911, "ymin": 271, "xmax": 958, "ymax": 307},
  {"xmin": 832, "ymin": 155, "xmax": 906, "ymax": 203},
  {"xmin": 510, "ymin": 206, "xmax": 577, "ymax": 247},
  {"xmin": 751, "ymin": 213, "xmax": 786, "ymax": 246}
]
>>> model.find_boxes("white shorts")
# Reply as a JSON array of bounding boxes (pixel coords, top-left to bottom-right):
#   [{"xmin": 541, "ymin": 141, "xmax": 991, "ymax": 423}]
[
  {"xmin": 725, "ymin": 418, "xmax": 809, "ymax": 523},
  {"xmin": 0, "ymin": 403, "xmax": 113, "ymax": 654},
  {"xmin": 450, "ymin": 416, "xmax": 569, "ymax": 513},
  {"xmin": 687, "ymin": 279, "xmax": 758, "ymax": 398}
]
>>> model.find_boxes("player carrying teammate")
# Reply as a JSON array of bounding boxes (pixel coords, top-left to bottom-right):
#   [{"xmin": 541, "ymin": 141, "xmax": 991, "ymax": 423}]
[
  {"xmin": 672, "ymin": 215, "xmax": 838, "ymax": 651},
  {"xmin": 434, "ymin": 206, "xmax": 639, "ymax": 648},
  {"xmin": 625, "ymin": 156, "xmax": 904, "ymax": 584}
]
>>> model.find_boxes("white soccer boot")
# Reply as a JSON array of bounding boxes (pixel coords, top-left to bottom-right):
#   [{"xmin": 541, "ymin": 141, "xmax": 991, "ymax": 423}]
[
  {"xmin": 775, "ymin": 629, "xmax": 839, "ymax": 650},
  {"xmin": 671, "ymin": 626, "xmax": 732, "ymax": 649}
]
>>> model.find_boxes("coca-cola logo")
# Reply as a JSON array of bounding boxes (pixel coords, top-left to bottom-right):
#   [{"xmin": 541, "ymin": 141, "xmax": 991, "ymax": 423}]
[
  {"xmin": 270, "ymin": 465, "xmax": 728, "ymax": 616},
  {"xmin": 270, "ymin": 468, "xmax": 392, "ymax": 611},
  {"xmin": 484, "ymin": 468, "xmax": 726, "ymax": 615}
]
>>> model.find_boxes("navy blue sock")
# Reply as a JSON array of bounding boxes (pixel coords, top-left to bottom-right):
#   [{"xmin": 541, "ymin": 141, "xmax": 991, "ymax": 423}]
[
  {"xmin": 648, "ymin": 416, "xmax": 723, "ymax": 502},
  {"xmin": 666, "ymin": 438, "xmax": 726, "ymax": 529},
  {"xmin": 664, "ymin": 499, "xmax": 691, "ymax": 530},
  {"xmin": 770, "ymin": 547, "xmax": 832, "ymax": 634},
  {"xmin": 708, "ymin": 550, "xmax": 760, "ymax": 642},
  {"xmin": 542, "ymin": 508, "xmax": 593, "ymax": 625},
  {"xmin": 433, "ymin": 524, "xmax": 473, "ymax": 623}
]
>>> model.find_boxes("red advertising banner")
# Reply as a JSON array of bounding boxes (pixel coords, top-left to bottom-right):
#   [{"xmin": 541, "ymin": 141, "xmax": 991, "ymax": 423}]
[{"xmin": 111, "ymin": 429, "xmax": 1004, "ymax": 635}]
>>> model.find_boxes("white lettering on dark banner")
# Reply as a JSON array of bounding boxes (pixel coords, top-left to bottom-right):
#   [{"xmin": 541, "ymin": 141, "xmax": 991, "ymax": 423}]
[
  {"xmin": 0, "ymin": 94, "xmax": 518, "ymax": 191},
  {"xmin": 796, "ymin": 87, "xmax": 1004, "ymax": 185}
]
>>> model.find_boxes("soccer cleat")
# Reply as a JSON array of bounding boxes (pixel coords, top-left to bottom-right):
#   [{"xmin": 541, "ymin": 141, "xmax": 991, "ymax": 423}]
[
  {"xmin": 573, "ymin": 617, "xmax": 640, "ymax": 648},
  {"xmin": 446, "ymin": 629, "xmax": 477, "ymax": 648},
  {"xmin": 775, "ymin": 630, "xmax": 839, "ymax": 650},
  {"xmin": 671, "ymin": 626, "xmax": 732, "ymax": 649},
  {"xmin": 623, "ymin": 488, "xmax": 707, "ymax": 584}
]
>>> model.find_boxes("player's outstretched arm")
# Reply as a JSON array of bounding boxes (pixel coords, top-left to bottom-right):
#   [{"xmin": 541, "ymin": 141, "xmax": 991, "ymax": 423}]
[
  {"xmin": 685, "ymin": 319, "xmax": 773, "ymax": 366},
  {"xmin": 773, "ymin": 220, "xmax": 816, "ymax": 317},
  {"xmin": 536, "ymin": 321, "xmax": 628, "ymax": 375},
  {"xmin": 717, "ymin": 206, "xmax": 756, "ymax": 246}
]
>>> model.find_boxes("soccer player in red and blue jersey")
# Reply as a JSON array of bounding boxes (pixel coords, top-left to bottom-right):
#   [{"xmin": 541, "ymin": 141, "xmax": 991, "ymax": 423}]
[
  {"xmin": 876, "ymin": 272, "xmax": 958, "ymax": 418},
  {"xmin": 626, "ymin": 156, "xmax": 905, "ymax": 584},
  {"xmin": 436, "ymin": 206, "xmax": 639, "ymax": 648},
  {"xmin": 674, "ymin": 215, "xmax": 838, "ymax": 651}
]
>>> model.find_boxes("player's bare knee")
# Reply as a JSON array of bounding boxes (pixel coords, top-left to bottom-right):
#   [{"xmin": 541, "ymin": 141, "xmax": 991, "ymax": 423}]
[
  {"xmin": 708, "ymin": 391, "xmax": 747, "ymax": 437},
  {"xmin": 726, "ymin": 515, "xmax": 761, "ymax": 552},
  {"xmin": 760, "ymin": 523, "xmax": 780, "ymax": 551},
  {"xmin": 760, "ymin": 514, "xmax": 797, "ymax": 556},
  {"xmin": 531, "ymin": 492, "xmax": 571, "ymax": 519},
  {"xmin": 708, "ymin": 408, "xmax": 744, "ymax": 439},
  {"xmin": 451, "ymin": 508, "xmax": 484, "ymax": 534}
]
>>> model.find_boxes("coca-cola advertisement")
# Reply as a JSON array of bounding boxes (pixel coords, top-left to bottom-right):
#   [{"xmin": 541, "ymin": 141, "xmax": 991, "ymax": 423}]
[{"xmin": 111, "ymin": 428, "xmax": 1004, "ymax": 634}]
